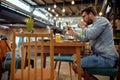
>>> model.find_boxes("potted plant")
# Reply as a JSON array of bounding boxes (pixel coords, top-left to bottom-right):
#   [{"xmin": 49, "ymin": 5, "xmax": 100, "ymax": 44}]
[{"xmin": 26, "ymin": 16, "xmax": 34, "ymax": 32}]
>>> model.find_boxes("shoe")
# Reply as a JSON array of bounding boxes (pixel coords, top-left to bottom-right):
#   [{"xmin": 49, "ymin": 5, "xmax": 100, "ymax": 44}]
[
  {"xmin": 84, "ymin": 71, "xmax": 98, "ymax": 80},
  {"xmin": 72, "ymin": 62, "xmax": 98, "ymax": 80},
  {"xmin": 89, "ymin": 75, "xmax": 98, "ymax": 80}
]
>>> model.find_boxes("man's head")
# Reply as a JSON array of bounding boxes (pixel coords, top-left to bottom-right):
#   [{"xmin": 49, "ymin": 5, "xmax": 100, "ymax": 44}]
[{"xmin": 81, "ymin": 7, "xmax": 97, "ymax": 25}]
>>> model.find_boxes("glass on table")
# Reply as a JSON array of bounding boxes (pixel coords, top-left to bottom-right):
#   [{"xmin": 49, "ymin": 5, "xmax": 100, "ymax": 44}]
[{"xmin": 55, "ymin": 33, "xmax": 61, "ymax": 42}]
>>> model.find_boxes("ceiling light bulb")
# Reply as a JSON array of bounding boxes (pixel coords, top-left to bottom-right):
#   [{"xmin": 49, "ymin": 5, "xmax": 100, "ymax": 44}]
[
  {"xmin": 45, "ymin": 13, "xmax": 48, "ymax": 16},
  {"xmin": 59, "ymin": 18, "xmax": 61, "ymax": 20},
  {"xmin": 54, "ymin": 4, "xmax": 57, "ymax": 8},
  {"xmin": 62, "ymin": 8, "xmax": 65, "ymax": 13},
  {"xmin": 54, "ymin": 17, "xmax": 56, "ymax": 20},
  {"xmin": 48, "ymin": 7, "xmax": 51, "ymax": 11},
  {"xmin": 52, "ymin": 9, "xmax": 55, "ymax": 12},
  {"xmin": 71, "ymin": 1, "xmax": 75, "ymax": 5},
  {"xmin": 56, "ymin": 14, "xmax": 58, "ymax": 17},
  {"xmin": 99, "ymin": 12, "xmax": 102, "ymax": 16},
  {"xmin": 49, "ymin": 14, "xmax": 53, "ymax": 17}
]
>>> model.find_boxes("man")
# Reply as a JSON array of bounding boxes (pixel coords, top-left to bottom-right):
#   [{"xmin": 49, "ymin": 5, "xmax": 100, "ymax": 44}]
[{"xmin": 67, "ymin": 7, "xmax": 119, "ymax": 79}]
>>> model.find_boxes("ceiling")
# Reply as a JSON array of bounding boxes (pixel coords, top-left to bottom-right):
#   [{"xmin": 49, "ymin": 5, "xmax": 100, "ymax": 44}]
[
  {"xmin": 0, "ymin": 0, "xmax": 104, "ymax": 28},
  {"xmin": 0, "ymin": 0, "xmax": 120, "ymax": 29},
  {"xmin": 23, "ymin": 0, "xmax": 104, "ymax": 17}
]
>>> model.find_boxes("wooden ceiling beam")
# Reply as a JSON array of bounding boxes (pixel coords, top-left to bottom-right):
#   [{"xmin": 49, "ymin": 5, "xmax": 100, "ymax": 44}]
[{"xmin": 33, "ymin": 0, "xmax": 95, "ymax": 8}]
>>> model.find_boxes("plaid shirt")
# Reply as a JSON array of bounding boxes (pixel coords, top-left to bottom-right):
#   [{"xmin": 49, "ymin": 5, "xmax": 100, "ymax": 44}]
[{"xmin": 77, "ymin": 17, "xmax": 118, "ymax": 60}]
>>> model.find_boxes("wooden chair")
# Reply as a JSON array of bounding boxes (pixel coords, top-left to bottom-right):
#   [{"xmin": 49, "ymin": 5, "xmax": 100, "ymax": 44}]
[
  {"xmin": 0, "ymin": 40, "xmax": 21, "ymax": 80},
  {"xmin": 11, "ymin": 29, "xmax": 56, "ymax": 80}
]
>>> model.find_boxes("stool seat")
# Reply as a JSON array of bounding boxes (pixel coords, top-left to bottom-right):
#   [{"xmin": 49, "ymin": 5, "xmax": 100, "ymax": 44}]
[
  {"xmin": 54, "ymin": 56, "xmax": 74, "ymax": 61},
  {"xmin": 54, "ymin": 55, "xmax": 74, "ymax": 80},
  {"xmin": 85, "ymin": 67, "xmax": 118, "ymax": 76}
]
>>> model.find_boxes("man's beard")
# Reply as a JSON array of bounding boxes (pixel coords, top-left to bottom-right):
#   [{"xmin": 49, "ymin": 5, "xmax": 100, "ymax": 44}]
[{"xmin": 87, "ymin": 19, "xmax": 92, "ymax": 25}]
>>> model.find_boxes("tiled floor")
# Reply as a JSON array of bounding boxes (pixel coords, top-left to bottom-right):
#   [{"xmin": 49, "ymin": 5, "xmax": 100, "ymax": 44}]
[{"xmin": 1, "ymin": 56, "xmax": 110, "ymax": 80}]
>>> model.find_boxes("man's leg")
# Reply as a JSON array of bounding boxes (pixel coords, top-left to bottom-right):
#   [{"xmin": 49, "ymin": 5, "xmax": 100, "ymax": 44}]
[
  {"xmin": 72, "ymin": 62, "xmax": 98, "ymax": 80},
  {"xmin": 72, "ymin": 55, "xmax": 99, "ymax": 79}
]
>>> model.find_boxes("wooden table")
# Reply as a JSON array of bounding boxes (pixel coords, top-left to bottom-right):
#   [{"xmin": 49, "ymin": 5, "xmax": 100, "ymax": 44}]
[{"xmin": 24, "ymin": 41, "xmax": 84, "ymax": 80}]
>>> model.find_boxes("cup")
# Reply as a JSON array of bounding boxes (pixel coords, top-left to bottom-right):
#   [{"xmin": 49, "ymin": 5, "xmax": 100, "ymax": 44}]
[{"xmin": 55, "ymin": 33, "xmax": 61, "ymax": 42}]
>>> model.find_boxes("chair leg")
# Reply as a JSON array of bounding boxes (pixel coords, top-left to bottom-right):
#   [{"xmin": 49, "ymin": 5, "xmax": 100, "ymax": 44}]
[
  {"xmin": 8, "ymin": 69, "xmax": 10, "ymax": 80},
  {"xmin": 25, "ymin": 59, "xmax": 34, "ymax": 68},
  {"xmin": 54, "ymin": 61, "xmax": 57, "ymax": 69},
  {"xmin": 30, "ymin": 59, "xmax": 34, "ymax": 68},
  {"xmin": 58, "ymin": 61, "xmax": 61, "ymax": 76},
  {"xmin": 69, "ymin": 62, "xmax": 72, "ymax": 80}
]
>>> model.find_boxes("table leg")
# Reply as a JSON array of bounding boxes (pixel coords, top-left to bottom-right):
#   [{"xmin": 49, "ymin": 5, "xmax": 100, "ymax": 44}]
[
  {"xmin": 43, "ymin": 53, "xmax": 46, "ymax": 68},
  {"xmin": 76, "ymin": 47, "xmax": 82, "ymax": 80}
]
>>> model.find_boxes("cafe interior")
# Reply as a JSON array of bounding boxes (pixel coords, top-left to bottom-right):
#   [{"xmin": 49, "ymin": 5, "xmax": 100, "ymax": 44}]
[{"xmin": 0, "ymin": 0, "xmax": 120, "ymax": 80}]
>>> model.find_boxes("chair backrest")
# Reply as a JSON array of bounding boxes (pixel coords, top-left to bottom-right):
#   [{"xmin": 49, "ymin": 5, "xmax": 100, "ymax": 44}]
[
  {"xmin": 0, "ymin": 40, "xmax": 11, "ymax": 61},
  {"xmin": 11, "ymin": 29, "xmax": 55, "ymax": 80}
]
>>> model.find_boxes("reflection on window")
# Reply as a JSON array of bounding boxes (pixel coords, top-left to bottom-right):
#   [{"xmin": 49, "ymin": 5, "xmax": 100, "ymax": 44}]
[
  {"xmin": 33, "ymin": 10, "xmax": 47, "ymax": 20},
  {"xmin": 6, "ymin": 0, "xmax": 30, "ymax": 12},
  {"xmin": 6, "ymin": 0, "xmax": 50, "ymax": 21}
]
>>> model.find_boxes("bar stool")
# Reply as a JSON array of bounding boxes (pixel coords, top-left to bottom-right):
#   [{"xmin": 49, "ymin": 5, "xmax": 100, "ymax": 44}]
[{"xmin": 54, "ymin": 54, "xmax": 74, "ymax": 80}]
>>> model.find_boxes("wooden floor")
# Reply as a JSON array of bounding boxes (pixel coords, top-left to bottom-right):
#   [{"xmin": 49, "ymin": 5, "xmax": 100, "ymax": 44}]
[
  {"xmin": 54, "ymin": 62, "xmax": 110, "ymax": 80},
  {"xmin": 1, "ymin": 56, "xmax": 110, "ymax": 80}
]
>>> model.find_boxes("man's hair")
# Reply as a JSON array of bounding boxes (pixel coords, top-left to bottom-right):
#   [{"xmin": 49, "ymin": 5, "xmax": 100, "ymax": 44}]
[{"xmin": 81, "ymin": 6, "xmax": 97, "ymax": 16}]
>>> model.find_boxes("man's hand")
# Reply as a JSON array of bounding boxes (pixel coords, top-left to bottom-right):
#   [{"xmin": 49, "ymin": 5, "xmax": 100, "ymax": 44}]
[
  {"xmin": 65, "ymin": 26, "xmax": 78, "ymax": 36},
  {"xmin": 78, "ymin": 21, "xmax": 88, "ymax": 29}
]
